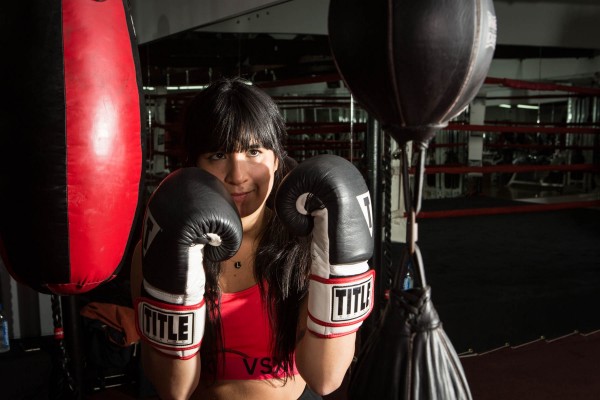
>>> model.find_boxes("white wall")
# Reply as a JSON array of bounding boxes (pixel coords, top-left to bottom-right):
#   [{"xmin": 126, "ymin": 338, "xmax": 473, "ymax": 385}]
[
  {"xmin": 131, "ymin": 0, "xmax": 600, "ymax": 53},
  {"xmin": 494, "ymin": 0, "xmax": 600, "ymax": 50},
  {"xmin": 130, "ymin": 0, "xmax": 287, "ymax": 44}
]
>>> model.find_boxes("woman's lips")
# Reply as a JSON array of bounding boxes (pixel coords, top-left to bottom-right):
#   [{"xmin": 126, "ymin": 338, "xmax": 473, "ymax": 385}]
[{"xmin": 230, "ymin": 192, "xmax": 250, "ymax": 202}]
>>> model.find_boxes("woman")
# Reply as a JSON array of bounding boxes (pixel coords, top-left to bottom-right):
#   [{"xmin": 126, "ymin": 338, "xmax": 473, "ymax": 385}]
[{"xmin": 131, "ymin": 78, "xmax": 358, "ymax": 400}]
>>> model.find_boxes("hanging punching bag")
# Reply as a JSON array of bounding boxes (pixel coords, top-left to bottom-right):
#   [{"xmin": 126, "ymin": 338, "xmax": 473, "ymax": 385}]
[
  {"xmin": 329, "ymin": 0, "xmax": 496, "ymax": 146},
  {"xmin": 0, "ymin": 0, "xmax": 145, "ymax": 295},
  {"xmin": 328, "ymin": 1, "xmax": 497, "ymax": 399}
]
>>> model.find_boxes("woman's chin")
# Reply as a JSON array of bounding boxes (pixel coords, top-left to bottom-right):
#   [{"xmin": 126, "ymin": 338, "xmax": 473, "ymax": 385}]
[
  {"xmin": 238, "ymin": 201, "xmax": 269, "ymax": 222},
  {"xmin": 237, "ymin": 203, "xmax": 257, "ymax": 218}
]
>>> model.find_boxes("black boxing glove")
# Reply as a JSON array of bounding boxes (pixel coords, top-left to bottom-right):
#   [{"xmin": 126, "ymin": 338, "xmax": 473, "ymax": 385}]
[
  {"xmin": 135, "ymin": 168, "xmax": 242, "ymax": 359},
  {"xmin": 275, "ymin": 155, "xmax": 375, "ymax": 338}
]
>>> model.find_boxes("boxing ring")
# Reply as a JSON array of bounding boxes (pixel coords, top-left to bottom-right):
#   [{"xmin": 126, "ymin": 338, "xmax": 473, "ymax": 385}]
[
  {"xmin": 413, "ymin": 201, "xmax": 600, "ymax": 400},
  {"xmin": 257, "ymin": 71, "xmax": 600, "ymax": 399}
]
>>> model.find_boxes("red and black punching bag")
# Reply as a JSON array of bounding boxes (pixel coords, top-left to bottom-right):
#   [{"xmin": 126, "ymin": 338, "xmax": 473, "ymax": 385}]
[
  {"xmin": 0, "ymin": 0, "xmax": 145, "ymax": 294},
  {"xmin": 329, "ymin": 0, "xmax": 496, "ymax": 146}
]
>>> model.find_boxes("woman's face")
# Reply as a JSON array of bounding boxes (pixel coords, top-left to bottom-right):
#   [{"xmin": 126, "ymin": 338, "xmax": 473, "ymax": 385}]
[{"xmin": 196, "ymin": 144, "xmax": 279, "ymax": 219}]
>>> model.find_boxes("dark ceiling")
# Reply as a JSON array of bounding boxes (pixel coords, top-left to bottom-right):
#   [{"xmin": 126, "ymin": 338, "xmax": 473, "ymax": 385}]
[
  {"xmin": 138, "ymin": 32, "xmax": 334, "ymax": 86},
  {"xmin": 138, "ymin": 31, "xmax": 600, "ymax": 87}
]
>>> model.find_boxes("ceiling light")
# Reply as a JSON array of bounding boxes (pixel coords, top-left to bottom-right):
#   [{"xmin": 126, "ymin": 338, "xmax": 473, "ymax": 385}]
[{"xmin": 517, "ymin": 104, "xmax": 539, "ymax": 110}]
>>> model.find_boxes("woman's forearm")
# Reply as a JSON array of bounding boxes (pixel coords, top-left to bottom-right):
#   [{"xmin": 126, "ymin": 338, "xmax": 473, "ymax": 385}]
[
  {"xmin": 294, "ymin": 299, "xmax": 356, "ymax": 395},
  {"xmin": 141, "ymin": 343, "xmax": 201, "ymax": 400}
]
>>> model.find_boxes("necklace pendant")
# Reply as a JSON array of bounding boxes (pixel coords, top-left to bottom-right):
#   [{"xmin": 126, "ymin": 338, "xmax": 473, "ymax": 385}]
[{"xmin": 234, "ymin": 261, "xmax": 242, "ymax": 269}]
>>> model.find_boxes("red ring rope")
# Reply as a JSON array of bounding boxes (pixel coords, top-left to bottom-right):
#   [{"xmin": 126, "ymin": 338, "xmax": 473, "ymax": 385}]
[{"xmin": 417, "ymin": 200, "xmax": 600, "ymax": 219}]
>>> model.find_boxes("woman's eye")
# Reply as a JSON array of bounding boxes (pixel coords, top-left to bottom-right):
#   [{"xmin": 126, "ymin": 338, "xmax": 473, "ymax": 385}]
[
  {"xmin": 209, "ymin": 152, "xmax": 226, "ymax": 160},
  {"xmin": 247, "ymin": 148, "xmax": 261, "ymax": 157}
]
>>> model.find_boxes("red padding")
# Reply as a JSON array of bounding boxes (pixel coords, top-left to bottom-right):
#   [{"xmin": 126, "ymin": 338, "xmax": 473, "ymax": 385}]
[
  {"xmin": 58, "ymin": 0, "xmax": 142, "ymax": 293},
  {"xmin": 421, "ymin": 163, "xmax": 600, "ymax": 175},
  {"xmin": 446, "ymin": 123, "xmax": 600, "ymax": 135},
  {"xmin": 485, "ymin": 77, "xmax": 600, "ymax": 96},
  {"xmin": 418, "ymin": 200, "xmax": 600, "ymax": 219}
]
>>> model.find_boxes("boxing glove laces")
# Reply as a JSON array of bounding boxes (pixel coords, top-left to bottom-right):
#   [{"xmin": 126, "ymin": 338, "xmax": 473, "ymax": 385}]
[
  {"xmin": 275, "ymin": 155, "xmax": 375, "ymax": 338},
  {"xmin": 135, "ymin": 168, "xmax": 242, "ymax": 358}
]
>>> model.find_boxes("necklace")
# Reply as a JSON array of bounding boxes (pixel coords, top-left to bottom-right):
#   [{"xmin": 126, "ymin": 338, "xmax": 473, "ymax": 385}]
[{"xmin": 234, "ymin": 261, "xmax": 242, "ymax": 269}]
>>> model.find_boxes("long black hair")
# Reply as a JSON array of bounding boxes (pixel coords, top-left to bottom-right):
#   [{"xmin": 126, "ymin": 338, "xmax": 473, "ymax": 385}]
[{"xmin": 182, "ymin": 77, "xmax": 311, "ymax": 380}]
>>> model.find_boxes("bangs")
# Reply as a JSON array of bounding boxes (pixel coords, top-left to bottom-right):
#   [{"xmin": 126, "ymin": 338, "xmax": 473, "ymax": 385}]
[
  {"xmin": 184, "ymin": 78, "xmax": 286, "ymax": 165},
  {"xmin": 207, "ymin": 110, "xmax": 278, "ymax": 154}
]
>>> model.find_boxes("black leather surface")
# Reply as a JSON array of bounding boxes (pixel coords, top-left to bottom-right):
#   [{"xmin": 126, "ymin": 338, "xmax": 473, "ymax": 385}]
[{"xmin": 328, "ymin": 0, "xmax": 496, "ymax": 145}]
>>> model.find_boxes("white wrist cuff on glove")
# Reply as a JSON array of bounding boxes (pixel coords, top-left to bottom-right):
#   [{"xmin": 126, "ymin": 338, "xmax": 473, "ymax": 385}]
[
  {"xmin": 135, "ymin": 296, "xmax": 205, "ymax": 359},
  {"xmin": 307, "ymin": 269, "xmax": 375, "ymax": 338}
]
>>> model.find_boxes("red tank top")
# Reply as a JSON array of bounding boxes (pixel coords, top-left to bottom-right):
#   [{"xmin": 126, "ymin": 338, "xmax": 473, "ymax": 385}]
[{"xmin": 207, "ymin": 284, "xmax": 299, "ymax": 380}]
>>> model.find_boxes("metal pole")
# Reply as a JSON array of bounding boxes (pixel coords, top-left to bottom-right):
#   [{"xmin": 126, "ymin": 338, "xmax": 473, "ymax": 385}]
[
  {"xmin": 363, "ymin": 117, "xmax": 382, "ymax": 337},
  {"xmin": 61, "ymin": 295, "xmax": 83, "ymax": 400}
]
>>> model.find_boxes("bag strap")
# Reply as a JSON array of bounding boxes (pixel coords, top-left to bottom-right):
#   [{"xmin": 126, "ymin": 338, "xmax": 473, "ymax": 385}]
[{"xmin": 393, "ymin": 141, "xmax": 429, "ymax": 291}]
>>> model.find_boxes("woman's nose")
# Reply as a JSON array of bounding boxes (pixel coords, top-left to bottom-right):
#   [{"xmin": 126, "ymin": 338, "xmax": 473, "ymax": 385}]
[{"xmin": 224, "ymin": 154, "xmax": 248, "ymax": 185}]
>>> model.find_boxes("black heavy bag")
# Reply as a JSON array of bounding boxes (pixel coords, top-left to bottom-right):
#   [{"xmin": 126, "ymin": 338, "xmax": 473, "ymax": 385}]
[
  {"xmin": 328, "ymin": 1, "xmax": 497, "ymax": 399},
  {"xmin": 0, "ymin": 0, "xmax": 145, "ymax": 294},
  {"xmin": 350, "ymin": 286, "xmax": 471, "ymax": 400}
]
